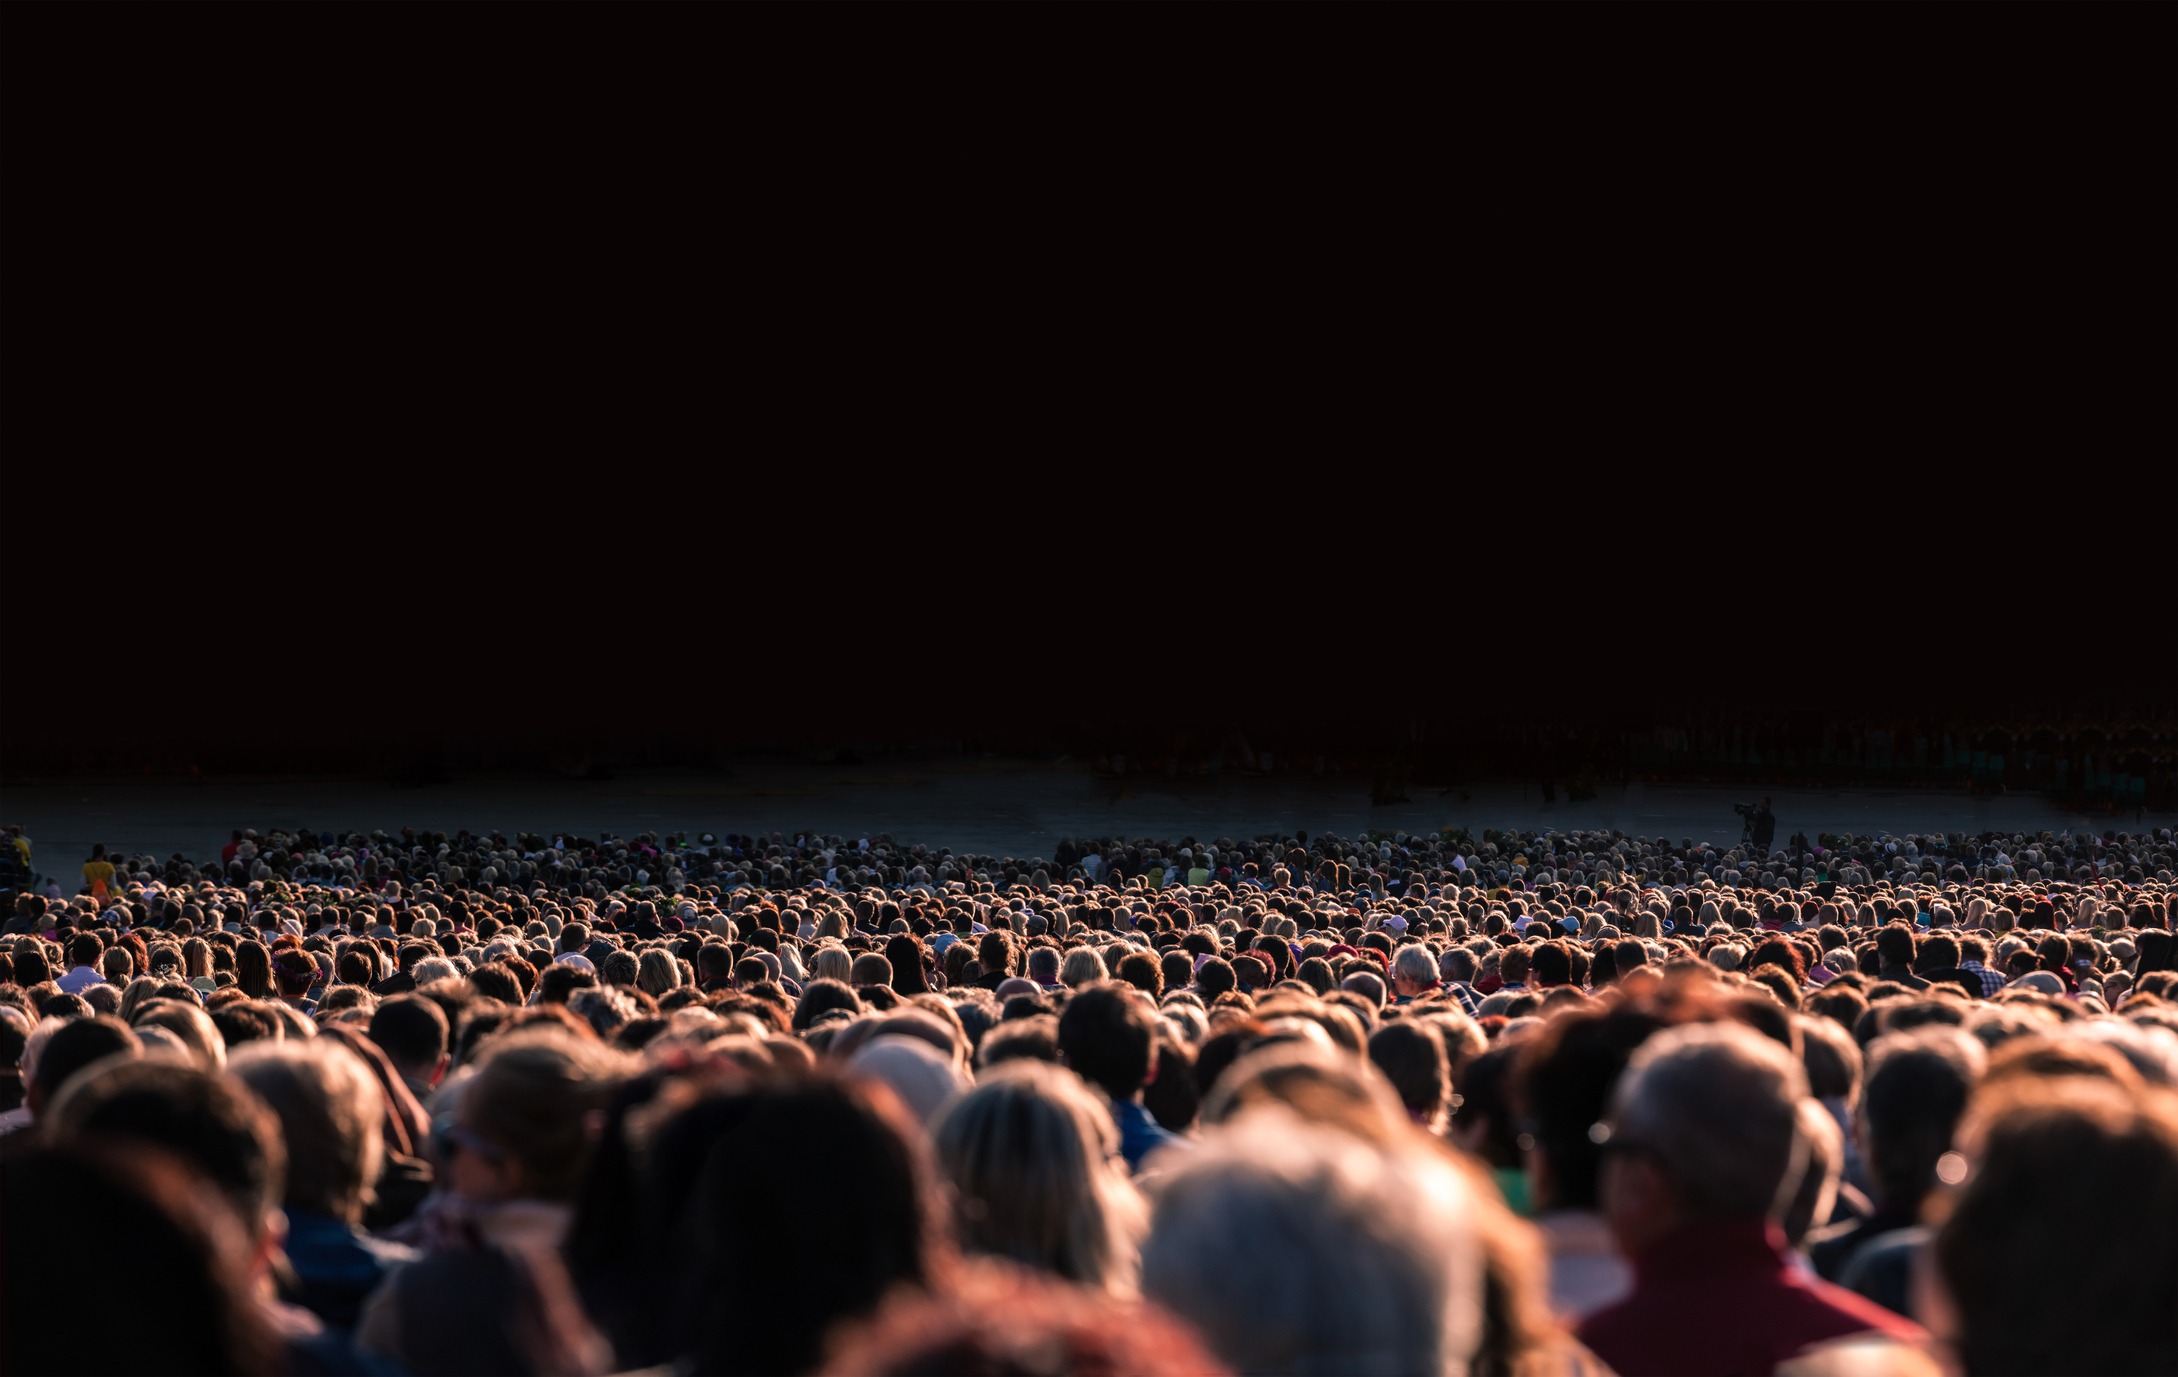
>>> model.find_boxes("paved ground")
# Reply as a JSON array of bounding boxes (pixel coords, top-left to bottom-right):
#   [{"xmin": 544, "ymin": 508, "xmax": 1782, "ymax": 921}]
[{"xmin": 3, "ymin": 760, "xmax": 2167, "ymax": 885}]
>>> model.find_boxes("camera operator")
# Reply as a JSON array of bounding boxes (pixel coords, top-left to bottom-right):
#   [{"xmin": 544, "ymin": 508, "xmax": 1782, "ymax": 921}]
[{"xmin": 1734, "ymin": 796, "xmax": 1778, "ymax": 854}]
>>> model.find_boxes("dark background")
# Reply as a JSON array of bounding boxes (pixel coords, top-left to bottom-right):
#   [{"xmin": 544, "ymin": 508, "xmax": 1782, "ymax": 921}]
[{"xmin": 3, "ymin": 6, "xmax": 2171, "ymax": 782}]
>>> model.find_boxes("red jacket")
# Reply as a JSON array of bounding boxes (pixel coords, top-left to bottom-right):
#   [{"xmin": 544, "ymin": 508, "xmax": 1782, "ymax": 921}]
[{"xmin": 1577, "ymin": 1217, "xmax": 1924, "ymax": 1377}]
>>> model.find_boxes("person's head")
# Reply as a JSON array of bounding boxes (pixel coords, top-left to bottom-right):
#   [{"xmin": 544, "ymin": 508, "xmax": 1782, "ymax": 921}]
[
  {"xmin": 368, "ymin": 993, "xmax": 450, "ymax": 1088},
  {"xmin": 1366, "ymin": 1021, "xmax": 1449, "ymax": 1132},
  {"xmin": 1510, "ymin": 1002, "xmax": 1669, "ymax": 1213},
  {"xmin": 850, "ymin": 953, "xmax": 894, "ymax": 989},
  {"xmin": 0, "ymin": 1141, "xmax": 278, "ymax": 1376},
  {"xmin": 813, "ymin": 1265, "xmax": 1224, "ymax": 1377},
  {"xmin": 233, "ymin": 941, "xmax": 273, "ymax": 1000},
  {"xmin": 1060, "ymin": 947, "xmax": 1108, "ymax": 990},
  {"xmin": 1600, "ymin": 1020, "xmax": 1809, "ymax": 1252},
  {"xmin": 792, "ymin": 978, "xmax": 864, "ymax": 1033},
  {"xmin": 1859, "ymin": 1026, "xmax": 1986, "ymax": 1212},
  {"xmin": 1056, "ymin": 982, "xmax": 1157, "ymax": 1102},
  {"xmin": 229, "ymin": 1039, "xmax": 385, "ymax": 1225},
  {"xmin": 1931, "ymin": 1077, "xmax": 2178, "ymax": 1377},
  {"xmin": 1141, "ymin": 1108, "xmax": 1481, "ymax": 1377},
  {"xmin": 640, "ymin": 1073, "xmax": 946, "ymax": 1377},
  {"xmin": 931, "ymin": 1060, "xmax": 1144, "ymax": 1296},
  {"xmin": 128, "ymin": 999, "xmax": 226, "ymax": 1072},
  {"xmin": 450, "ymin": 1029, "xmax": 627, "ymax": 1204},
  {"xmin": 26, "ymin": 1015, "xmax": 142, "ymax": 1119},
  {"xmin": 1530, "ymin": 941, "xmax": 1573, "ymax": 989},
  {"xmin": 975, "ymin": 1014, "xmax": 1061, "ymax": 1072},
  {"xmin": 1391, "ymin": 943, "xmax": 1439, "ymax": 998},
  {"xmin": 1878, "ymin": 924, "xmax": 1918, "ymax": 968},
  {"xmin": 43, "ymin": 1057, "xmax": 285, "ymax": 1251}
]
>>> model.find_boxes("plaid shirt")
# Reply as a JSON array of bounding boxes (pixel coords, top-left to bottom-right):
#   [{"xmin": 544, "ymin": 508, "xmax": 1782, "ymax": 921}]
[{"xmin": 1958, "ymin": 960, "xmax": 2006, "ymax": 998}]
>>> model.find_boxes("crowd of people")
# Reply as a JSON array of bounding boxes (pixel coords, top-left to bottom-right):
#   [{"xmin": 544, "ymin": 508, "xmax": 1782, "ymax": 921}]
[{"xmin": 3, "ymin": 818, "xmax": 2176, "ymax": 1376}]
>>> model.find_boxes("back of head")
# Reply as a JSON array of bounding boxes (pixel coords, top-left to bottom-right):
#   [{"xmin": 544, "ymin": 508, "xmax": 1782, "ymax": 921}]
[
  {"xmin": 1366, "ymin": 1021, "xmax": 1448, "ymax": 1127},
  {"xmin": 1141, "ymin": 1108, "xmax": 1480, "ymax": 1377},
  {"xmin": 649, "ymin": 1073, "xmax": 940, "ymax": 1377},
  {"xmin": 368, "ymin": 993, "xmax": 449, "ymax": 1075},
  {"xmin": 230, "ymin": 1038, "xmax": 384, "ymax": 1223},
  {"xmin": 1609, "ymin": 1020, "xmax": 1809, "ymax": 1220},
  {"xmin": 1203, "ymin": 1041, "xmax": 1408, "ymax": 1148},
  {"xmin": 815, "ymin": 1265, "xmax": 1223, "ymax": 1377},
  {"xmin": 1512, "ymin": 1002, "xmax": 1670, "ymax": 1213},
  {"xmin": 43, "ymin": 1058, "xmax": 284, "ymax": 1245},
  {"xmin": 1861, "ymin": 1026, "xmax": 1986, "ymax": 1211},
  {"xmin": 931, "ymin": 1060, "xmax": 1138, "ymax": 1294},
  {"xmin": 30, "ymin": 1015, "xmax": 141, "ymax": 1113},
  {"xmin": 1936, "ymin": 1077, "xmax": 2178, "ymax": 1376},
  {"xmin": 131, "ymin": 999, "xmax": 227, "ymax": 1071},
  {"xmin": 976, "ymin": 1014, "xmax": 1061, "ymax": 1072},
  {"xmin": 462, "ymin": 1029, "xmax": 627, "ymax": 1202},
  {"xmin": 1056, "ymin": 981, "xmax": 1154, "ymax": 1101},
  {"xmin": 0, "ymin": 1140, "xmax": 277, "ymax": 1377}
]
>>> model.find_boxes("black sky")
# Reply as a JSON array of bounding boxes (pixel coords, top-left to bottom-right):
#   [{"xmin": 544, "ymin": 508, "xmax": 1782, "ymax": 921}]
[{"xmin": 3, "ymin": 6, "xmax": 2171, "ymax": 775}]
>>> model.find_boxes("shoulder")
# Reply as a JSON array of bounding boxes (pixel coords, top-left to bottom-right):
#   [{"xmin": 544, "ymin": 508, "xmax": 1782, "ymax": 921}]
[{"xmin": 1780, "ymin": 1268, "xmax": 1927, "ymax": 1345}]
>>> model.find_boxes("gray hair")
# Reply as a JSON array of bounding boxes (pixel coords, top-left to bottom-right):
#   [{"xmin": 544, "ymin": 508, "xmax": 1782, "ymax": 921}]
[
  {"xmin": 1393, "ymin": 944, "xmax": 1438, "ymax": 988},
  {"xmin": 1608, "ymin": 1020, "xmax": 1810, "ymax": 1220},
  {"xmin": 1141, "ymin": 1107, "xmax": 1482, "ymax": 1376},
  {"xmin": 412, "ymin": 956, "xmax": 461, "ymax": 988},
  {"xmin": 567, "ymin": 985, "xmax": 638, "ymax": 1039}
]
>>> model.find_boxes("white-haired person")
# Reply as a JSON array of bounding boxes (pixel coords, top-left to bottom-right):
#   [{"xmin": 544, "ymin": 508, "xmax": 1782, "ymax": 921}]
[{"xmin": 1140, "ymin": 1105, "xmax": 1483, "ymax": 1376}]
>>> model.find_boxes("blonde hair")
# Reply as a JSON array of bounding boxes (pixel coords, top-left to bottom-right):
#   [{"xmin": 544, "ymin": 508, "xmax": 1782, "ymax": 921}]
[
  {"xmin": 1061, "ymin": 947, "xmax": 1109, "ymax": 989},
  {"xmin": 931, "ymin": 1060, "xmax": 1145, "ymax": 1297},
  {"xmin": 637, "ymin": 949, "xmax": 682, "ymax": 997},
  {"xmin": 810, "ymin": 944, "xmax": 853, "ymax": 985}
]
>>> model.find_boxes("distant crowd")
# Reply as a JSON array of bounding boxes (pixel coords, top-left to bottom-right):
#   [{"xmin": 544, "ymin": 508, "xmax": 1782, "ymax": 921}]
[{"xmin": 3, "ymin": 817, "xmax": 2175, "ymax": 1376}]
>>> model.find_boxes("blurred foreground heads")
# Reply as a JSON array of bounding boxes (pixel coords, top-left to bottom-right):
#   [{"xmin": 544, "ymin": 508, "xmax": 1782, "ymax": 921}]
[
  {"xmin": 1142, "ymin": 1101, "xmax": 1482, "ymax": 1377},
  {"xmin": 1927, "ymin": 1075, "xmax": 2178, "ymax": 1377}
]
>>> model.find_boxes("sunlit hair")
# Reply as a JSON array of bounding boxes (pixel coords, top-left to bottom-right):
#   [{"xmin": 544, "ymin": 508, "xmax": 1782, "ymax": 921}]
[
  {"xmin": 1142, "ymin": 1106, "xmax": 1482, "ymax": 1376},
  {"xmin": 930, "ymin": 1060, "xmax": 1145, "ymax": 1297},
  {"xmin": 1061, "ymin": 947, "xmax": 1109, "ymax": 989}
]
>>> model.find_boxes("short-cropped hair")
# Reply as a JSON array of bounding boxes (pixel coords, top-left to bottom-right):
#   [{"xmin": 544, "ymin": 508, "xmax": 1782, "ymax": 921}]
[{"xmin": 1609, "ymin": 1020, "xmax": 1809, "ymax": 1220}]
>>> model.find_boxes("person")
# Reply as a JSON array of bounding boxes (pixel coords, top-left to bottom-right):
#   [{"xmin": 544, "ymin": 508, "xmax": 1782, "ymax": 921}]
[
  {"xmin": 1140, "ymin": 1106, "xmax": 1483, "ymax": 1377},
  {"xmin": 817, "ymin": 1264, "xmax": 1229, "ymax": 1377},
  {"xmin": 1578, "ymin": 1022, "xmax": 1923, "ymax": 1376},
  {"xmin": 56, "ymin": 931, "xmax": 106, "ymax": 995},
  {"xmin": 0, "ymin": 1140, "xmax": 280, "ymax": 1376},
  {"xmin": 367, "ymin": 994, "xmax": 449, "ymax": 1106},
  {"xmin": 1807, "ymin": 1027, "xmax": 1984, "ymax": 1297},
  {"xmin": 83, "ymin": 842, "xmax": 118, "ymax": 904},
  {"xmin": 929, "ymin": 1059, "xmax": 1146, "ymax": 1296},
  {"xmin": 1751, "ymin": 799, "xmax": 1777, "ymax": 855},
  {"xmin": 1056, "ymin": 981, "xmax": 1184, "ymax": 1174},
  {"xmin": 578, "ymin": 1071, "xmax": 950, "ymax": 1376},
  {"xmin": 355, "ymin": 1029, "xmax": 626, "ymax": 1373},
  {"xmin": 231, "ymin": 1039, "xmax": 419, "ymax": 1333},
  {"xmin": 10, "ymin": 1014, "xmax": 142, "ymax": 1130},
  {"xmin": 1509, "ymin": 1000, "xmax": 1670, "ymax": 1321},
  {"xmin": 1927, "ymin": 1075, "xmax": 2178, "ymax": 1376}
]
